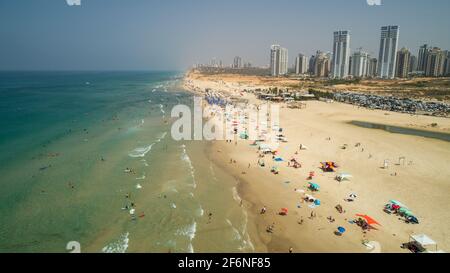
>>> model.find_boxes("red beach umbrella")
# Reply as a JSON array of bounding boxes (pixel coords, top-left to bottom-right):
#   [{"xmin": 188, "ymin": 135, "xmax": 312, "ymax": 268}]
[{"xmin": 356, "ymin": 214, "xmax": 381, "ymax": 226}]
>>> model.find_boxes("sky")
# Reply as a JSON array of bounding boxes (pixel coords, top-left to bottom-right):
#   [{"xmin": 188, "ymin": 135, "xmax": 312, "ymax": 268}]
[{"xmin": 0, "ymin": 0, "xmax": 449, "ymax": 71}]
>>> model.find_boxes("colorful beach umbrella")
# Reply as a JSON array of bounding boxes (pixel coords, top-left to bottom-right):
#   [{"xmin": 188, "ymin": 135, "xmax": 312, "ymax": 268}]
[
  {"xmin": 356, "ymin": 214, "xmax": 381, "ymax": 226},
  {"xmin": 389, "ymin": 200, "xmax": 409, "ymax": 209}
]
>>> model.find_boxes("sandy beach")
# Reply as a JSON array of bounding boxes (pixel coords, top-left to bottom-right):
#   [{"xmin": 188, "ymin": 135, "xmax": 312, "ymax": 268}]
[{"xmin": 184, "ymin": 71, "xmax": 450, "ymax": 253}]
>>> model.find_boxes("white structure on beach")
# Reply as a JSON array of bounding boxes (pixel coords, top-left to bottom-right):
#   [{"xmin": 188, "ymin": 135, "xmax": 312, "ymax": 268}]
[
  {"xmin": 377, "ymin": 25, "xmax": 400, "ymax": 79},
  {"xmin": 295, "ymin": 54, "xmax": 309, "ymax": 75},
  {"xmin": 270, "ymin": 45, "xmax": 288, "ymax": 76},
  {"xmin": 331, "ymin": 30, "xmax": 351, "ymax": 79}
]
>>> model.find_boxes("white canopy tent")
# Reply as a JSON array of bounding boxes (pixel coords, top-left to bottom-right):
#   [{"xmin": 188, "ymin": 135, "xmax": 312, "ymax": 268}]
[{"xmin": 409, "ymin": 234, "xmax": 438, "ymax": 252}]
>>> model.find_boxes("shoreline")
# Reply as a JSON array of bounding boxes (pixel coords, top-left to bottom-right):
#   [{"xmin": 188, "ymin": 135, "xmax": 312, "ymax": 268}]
[{"xmin": 182, "ymin": 71, "xmax": 450, "ymax": 253}]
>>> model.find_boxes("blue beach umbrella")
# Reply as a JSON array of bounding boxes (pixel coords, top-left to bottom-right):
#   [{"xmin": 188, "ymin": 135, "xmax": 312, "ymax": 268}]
[
  {"xmin": 308, "ymin": 182, "xmax": 320, "ymax": 191},
  {"xmin": 337, "ymin": 227, "xmax": 346, "ymax": 234}
]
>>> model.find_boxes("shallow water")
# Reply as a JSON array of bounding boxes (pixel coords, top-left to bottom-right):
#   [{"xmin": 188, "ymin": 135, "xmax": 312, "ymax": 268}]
[
  {"xmin": 0, "ymin": 71, "xmax": 253, "ymax": 253},
  {"xmin": 350, "ymin": 120, "xmax": 450, "ymax": 142}
]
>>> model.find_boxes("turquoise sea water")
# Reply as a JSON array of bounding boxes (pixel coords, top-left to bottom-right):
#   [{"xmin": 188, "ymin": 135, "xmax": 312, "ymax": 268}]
[{"xmin": 0, "ymin": 71, "xmax": 253, "ymax": 253}]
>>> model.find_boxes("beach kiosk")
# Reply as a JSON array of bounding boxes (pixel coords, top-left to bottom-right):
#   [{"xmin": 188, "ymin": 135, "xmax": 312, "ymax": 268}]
[{"xmin": 406, "ymin": 234, "xmax": 440, "ymax": 253}]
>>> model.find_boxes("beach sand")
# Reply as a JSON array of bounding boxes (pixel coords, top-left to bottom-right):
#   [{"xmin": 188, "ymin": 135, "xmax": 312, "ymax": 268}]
[{"xmin": 185, "ymin": 72, "xmax": 450, "ymax": 253}]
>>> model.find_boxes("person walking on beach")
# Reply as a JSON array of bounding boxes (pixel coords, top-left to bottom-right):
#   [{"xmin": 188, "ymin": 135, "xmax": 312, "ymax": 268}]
[{"xmin": 260, "ymin": 206, "xmax": 267, "ymax": 214}]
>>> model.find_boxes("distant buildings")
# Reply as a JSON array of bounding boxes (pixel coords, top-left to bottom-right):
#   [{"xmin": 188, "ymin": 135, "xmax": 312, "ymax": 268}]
[
  {"xmin": 367, "ymin": 58, "xmax": 378, "ymax": 78},
  {"xmin": 415, "ymin": 45, "xmax": 449, "ymax": 77},
  {"xmin": 314, "ymin": 51, "xmax": 331, "ymax": 78},
  {"xmin": 270, "ymin": 45, "xmax": 288, "ymax": 76},
  {"xmin": 196, "ymin": 25, "xmax": 449, "ymax": 79},
  {"xmin": 424, "ymin": 47, "xmax": 447, "ymax": 77},
  {"xmin": 409, "ymin": 55, "xmax": 418, "ymax": 73},
  {"xmin": 378, "ymin": 25, "xmax": 400, "ymax": 79},
  {"xmin": 445, "ymin": 51, "xmax": 450, "ymax": 76},
  {"xmin": 331, "ymin": 31, "xmax": 351, "ymax": 79},
  {"xmin": 295, "ymin": 54, "xmax": 309, "ymax": 74},
  {"xmin": 351, "ymin": 49, "xmax": 370, "ymax": 78},
  {"xmin": 417, "ymin": 44, "xmax": 429, "ymax": 73},
  {"xmin": 233, "ymin": 56, "xmax": 242, "ymax": 69},
  {"xmin": 395, "ymin": 47, "xmax": 411, "ymax": 78}
]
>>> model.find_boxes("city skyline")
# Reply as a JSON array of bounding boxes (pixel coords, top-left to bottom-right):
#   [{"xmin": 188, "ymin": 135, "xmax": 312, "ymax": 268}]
[{"xmin": 1, "ymin": 0, "xmax": 450, "ymax": 70}]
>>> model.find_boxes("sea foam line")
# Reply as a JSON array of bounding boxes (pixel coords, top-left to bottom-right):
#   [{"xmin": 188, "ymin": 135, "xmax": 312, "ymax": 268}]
[
  {"xmin": 181, "ymin": 144, "xmax": 197, "ymax": 189},
  {"xmin": 128, "ymin": 143, "xmax": 155, "ymax": 158},
  {"xmin": 175, "ymin": 221, "xmax": 197, "ymax": 253},
  {"xmin": 102, "ymin": 232, "xmax": 129, "ymax": 253}
]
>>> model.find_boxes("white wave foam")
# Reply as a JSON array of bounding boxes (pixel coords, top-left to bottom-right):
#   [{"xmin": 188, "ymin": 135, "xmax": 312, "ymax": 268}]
[
  {"xmin": 128, "ymin": 143, "xmax": 155, "ymax": 158},
  {"xmin": 102, "ymin": 232, "xmax": 129, "ymax": 253},
  {"xmin": 175, "ymin": 221, "xmax": 197, "ymax": 253},
  {"xmin": 156, "ymin": 132, "xmax": 167, "ymax": 142},
  {"xmin": 180, "ymin": 145, "xmax": 196, "ymax": 189},
  {"xmin": 231, "ymin": 187, "xmax": 242, "ymax": 203},
  {"xmin": 159, "ymin": 104, "xmax": 166, "ymax": 117}
]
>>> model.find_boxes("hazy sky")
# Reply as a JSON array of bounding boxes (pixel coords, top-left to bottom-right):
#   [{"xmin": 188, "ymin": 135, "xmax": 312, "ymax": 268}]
[{"xmin": 1, "ymin": 0, "xmax": 449, "ymax": 70}]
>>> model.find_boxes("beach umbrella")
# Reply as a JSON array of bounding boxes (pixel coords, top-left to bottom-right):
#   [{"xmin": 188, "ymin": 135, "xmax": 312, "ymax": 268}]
[
  {"xmin": 389, "ymin": 200, "xmax": 409, "ymax": 209},
  {"xmin": 337, "ymin": 227, "xmax": 346, "ymax": 234},
  {"xmin": 356, "ymin": 214, "xmax": 381, "ymax": 226},
  {"xmin": 314, "ymin": 199, "xmax": 321, "ymax": 206},
  {"xmin": 308, "ymin": 182, "xmax": 320, "ymax": 190}
]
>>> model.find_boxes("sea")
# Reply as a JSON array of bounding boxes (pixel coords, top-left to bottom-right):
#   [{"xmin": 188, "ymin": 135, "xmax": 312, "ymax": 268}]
[{"xmin": 0, "ymin": 71, "xmax": 254, "ymax": 253}]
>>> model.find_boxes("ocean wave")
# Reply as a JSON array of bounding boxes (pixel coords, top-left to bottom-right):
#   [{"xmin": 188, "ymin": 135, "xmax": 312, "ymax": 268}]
[
  {"xmin": 197, "ymin": 206, "xmax": 204, "ymax": 217},
  {"xmin": 226, "ymin": 218, "xmax": 255, "ymax": 252},
  {"xmin": 159, "ymin": 104, "xmax": 166, "ymax": 117},
  {"xmin": 231, "ymin": 187, "xmax": 242, "ymax": 203},
  {"xmin": 175, "ymin": 221, "xmax": 197, "ymax": 253},
  {"xmin": 136, "ymin": 173, "xmax": 146, "ymax": 180},
  {"xmin": 141, "ymin": 159, "xmax": 149, "ymax": 167},
  {"xmin": 180, "ymin": 145, "xmax": 197, "ymax": 189},
  {"xmin": 102, "ymin": 232, "xmax": 129, "ymax": 253},
  {"xmin": 226, "ymin": 219, "xmax": 242, "ymax": 241},
  {"xmin": 156, "ymin": 132, "xmax": 167, "ymax": 142},
  {"xmin": 128, "ymin": 143, "xmax": 155, "ymax": 158}
]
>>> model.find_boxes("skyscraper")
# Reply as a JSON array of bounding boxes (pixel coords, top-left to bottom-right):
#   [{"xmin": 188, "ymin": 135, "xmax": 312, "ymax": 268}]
[
  {"xmin": 270, "ymin": 45, "xmax": 288, "ymax": 76},
  {"xmin": 444, "ymin": 51, "xmax": 450, "ymax": 76},
  {"xmin": 295, "ymin": 54, "xmax": 309, "ymax": 74},
  {"xmin": 367, "ymin": 58, "xmax": 378, "ymax": 78},
  {"xmin": 395, "ymin": 47, "xmax": 411, "ymax": 78},
  {"xmin": 377, "ymin": 25, "xmax": 400, "ymax": 79},
  {"xmin": 314, "ymin": 51, "xmax": 331, "ymax": 78},
  {"xmin": 351, "ymin": 49, "xmax": 370, "ymax": 78},
  {"xmin": 233, "ymin": 56, "xmax": 242, "ymax": 69},
  {"xmin": 331, "ymin": 30, "xmax": 350, "ymax": 79},
  {"xmin": 409, "ymin": 55, "xmax": 418, "ymax": 73},
  {"xmin": 417, "ymin": 44, "xmax": 429, "ymax": 73},
  {"xmin": 425, "ymin": 47, "xmax": 446, "ymax": 77}
]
